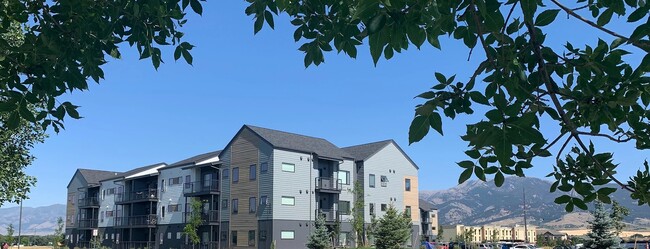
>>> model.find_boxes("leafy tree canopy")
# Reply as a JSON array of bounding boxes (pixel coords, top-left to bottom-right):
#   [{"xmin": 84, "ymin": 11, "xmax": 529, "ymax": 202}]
[
  {"xmin": 246, "ymin": 0, "xmax": 650, "ymax": 209},
  {"xmin": 0, "ymin": 0, "xmax": 203, "ymax": 131}
]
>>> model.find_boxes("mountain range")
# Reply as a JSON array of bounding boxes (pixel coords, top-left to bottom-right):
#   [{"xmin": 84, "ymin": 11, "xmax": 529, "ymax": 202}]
[
  {"xmin": 420, "ymin": 177, "xmax": 650, "ymax": 229},
  {"xmin": 0, "ymin": 204, "xmax": 65, "ymax": 235}
]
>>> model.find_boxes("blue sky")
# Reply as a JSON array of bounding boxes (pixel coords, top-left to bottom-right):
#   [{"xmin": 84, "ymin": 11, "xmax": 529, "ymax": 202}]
[{"xmin": 9, "ymin": 1, "xmax": 648, "ymax": 208}]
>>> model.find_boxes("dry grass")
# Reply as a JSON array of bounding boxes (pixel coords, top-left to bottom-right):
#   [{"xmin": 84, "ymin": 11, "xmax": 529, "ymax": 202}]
[{"xmin": 8, "ymin": 247, "xmax": 53, "ymax": 249}]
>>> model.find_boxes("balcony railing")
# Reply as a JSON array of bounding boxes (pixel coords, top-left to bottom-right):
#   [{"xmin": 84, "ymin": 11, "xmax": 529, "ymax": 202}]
[
  {"xmin": 316, "ymin": 209, "xmax": 340, "ymax": 223},
  {"xmin": 114, "ymin": 214, "xmax": 158, "ymax": 227},
  {"xmin": 115, "ymin": 189, "xmax": 158, "ymax": 203},
  {"xmin": 181, "ymin": 242, "xmax": 219, "ymax": 249},
  {"xmin": 77, "ymin": 219, "xmax": 98, "ymax": 228},
  {"xmin": 114, "ymin": 241, "xmax": 155, "ymax": 249},
  {"xmin": 78, "ymin": 197, "xmax": 99, "ymax": 207},
  {"xmin": 422, "ymin": 217, "xmax": 431, "ymax": 224},
  {"xmin": 183, "ymin": 180, "xmax": 219, "ymax": 196},
  {"xmin": 184, "ymin": 210, "xmax": 219, "ymax": 224},
  {"xmin": 315, "ymin": 177, "xmax": 342, "ymax": 192}
]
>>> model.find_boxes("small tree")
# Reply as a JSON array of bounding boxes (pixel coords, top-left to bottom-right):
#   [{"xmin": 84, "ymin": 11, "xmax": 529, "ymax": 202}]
[
  {"xmin": 610, "ymin": 201, "xmax": 630, "ymax": 237},
  {"xmin": 7, "ymin": 223, "xmax": 14, "ymax": 245},
  {"xmin": 437, "ymin": 227, "xmax": 444, "ymax": 242},
  {"xmin": 183, "ymin": 198, "xmax": 203, "ymax": 248},
  {"xmin": 54, "ymin": 217, "xmax": 65, "ymax": 248},
  {"xmin": 584, "ymin": 201, "xmax": 620, "ymax": 249},
  {"xmin": 350, "ymin": 180, "xmax": 365, "ymax": 247},
  {"xmin": 370, "ymin": 205, "xmax": 412, "ymax": 249},
  {"xmin": 307, "ymin": 215, "xmax": 331, "ymax": 249}
]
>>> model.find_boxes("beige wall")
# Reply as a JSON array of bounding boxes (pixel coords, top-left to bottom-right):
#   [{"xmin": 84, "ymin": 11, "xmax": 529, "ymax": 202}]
[{"xmin": 403, "ymin": 176, "xmax": 419, "ymax": 222}]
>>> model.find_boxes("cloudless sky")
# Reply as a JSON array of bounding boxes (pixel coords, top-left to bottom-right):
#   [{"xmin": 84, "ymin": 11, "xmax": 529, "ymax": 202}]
[{"xmin": 8, "ymin": 0, "xmax": 648, "ymax": 208}]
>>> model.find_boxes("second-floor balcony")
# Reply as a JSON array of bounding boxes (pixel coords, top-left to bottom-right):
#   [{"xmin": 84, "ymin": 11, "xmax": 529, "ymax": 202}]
[
  {"xmin": 183, "ymin": 180, "xmax": 219, "ymax": 196},
  {"xmin": 184, "ymin": 210, "xmax": 219, "ymax": 224},
  {"xmin": 316, "ymin": 209, "xmax": 340, "ymax": 224},
  {"xmin": 78, "ymin": 197, "xmax": 99, "ymax": 208},
  {"xmin": 77, "ymin": 219, "xmax": 98, "ymax": 229},
  {"xmin": 422, "ymin": 216, "xmax": 431, "ymax": 224},
  {"xmin": 115, "ymin": 189, "xmax": 158, "ymax": 203},
  {"xmin": 315, "ymin": 177, "xmax": 342, "ymax": 193},
  {"xmin": 114, "ymin": 214, "xmax": 158, "ymax": 228}
]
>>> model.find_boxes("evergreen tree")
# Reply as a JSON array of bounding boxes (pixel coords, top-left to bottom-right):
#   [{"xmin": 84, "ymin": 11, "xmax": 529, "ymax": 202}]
[
  {"xmin": 54, "ymin": 217, "xmax": 65, "ymax": 248},
  {"xmin": 610, "ymin": 201, "xmax": 630, "ymax": 237},
  {"xmin": 371, "ymin": 205, "xmax": 412, "ymax": 249},
  {"xmin": 584, "ymin": 201, "xmax": 620, "ymax": 249},
  {"xmin": 7, "ymin": 224, "xmax": 14, "ymax": 245},
  {"xmin": 307, "ymin": 215, "xmax": 331, "ymax": 249}
]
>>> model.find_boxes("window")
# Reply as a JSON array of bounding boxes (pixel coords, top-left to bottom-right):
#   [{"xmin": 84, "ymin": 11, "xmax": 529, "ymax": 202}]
[
  {"xmin": 168, "ymin": 204, "xmax": 181, "ymax": 212},
  {"xmin": 369, "ymin": 174, "xmax": 376, "ymax": 188},
  {"xmin": 250, "ymin": 164, "xmax": 257, "ymax": 180},
  {"xmin": 249, "ymin": 197, "xmax": 257, "ymax": 213},
  {"xmin": 259, "ymin": 230, "xmax": 267, "ymax": 241},
  {"xmin": 221, "ymin": 231, "xmax": 228, "ymax": 241},
  {"xmin": 106, "ymin": 210, "xmax": 114, "ymax": 217},
  {"xmin": 100, "ymin": 211, "xmax": 105, "ymax": 222},
  {"xmin": 281, "ymin": 196, "xmax": 295, "ymax": 206},
  {"xmin": 405, "ymin": 178, "xmax": 411, "ymax": 191},
  {"xmin": 261, "ymin": 162, "xmax": 268, "ymax": 173},
  {"xmin": 231, "ymin": 231, "xmax": 237, "ymax": 246},
  {"xmin": 381, "ymin": 175, "xmax": 389, "ymax": 187},
  {"xmin": 381, "ymin": 204, "xmax": 387, "ymax": 211},
  {"xmin": 169, "ymin": 177, "xmax": 182, "ymax": 185},
  {"xmin": 339, "ymin": 201, "xmax": 350, "ymax": 215},
  {"xmin": 185, "ymin": 175, "xmax": 191, "ymax": 184},
  {"xmin": 248, "ymin": 230, "xmax": 255, "ymax": 246},
  {"xmin": 405, "ymin": 206, "xmax": 412, "ymax": 217},
  {"xmin": 161, "ymin": 206, "xmax": 165, "ymax": 218},
  {"xmin": 222, "ymin": 199, "xmax": 228, "ymax": 209},
  {"xmin": 232, "ymin": 199, "xmax": 239, "ymax": 214},
  {"xmin": 281, "ymin": 162, "xmax": 295, "ymax": 172},
  {"xmin": 177, "ymin": 232, "xmax": 182, "ymax": 239},
  {"xmin": 280, "ymin": 231, "xmax": 295, "ymax": 240},
  {"xmin": 338, "ymin": 170, "xmax": 350, "ymax": 185},
  {"xmin": 369, "ymin": 203, "xmax": 375, "ymax": 216},
  {"xmin": 232, "ymin": 167, "xmax": 239, "ymax": 183},
  {"xmin": 167, "ymin": 232, "xmax": 171, "ymax": 239},
  {"xmin": 107, "ymin": 188, "xmax": 115, "ymax": 195},
  {"xmin": 223, "ymin": 169, "xmax": 230, "ymax": 179},
  {"xmin": 260, "ymin": 196, "xmax": 268, "ymax": 206},
  {"xmin": 161, "ymin": 180, "xmax": 165, "ymax": 192}
]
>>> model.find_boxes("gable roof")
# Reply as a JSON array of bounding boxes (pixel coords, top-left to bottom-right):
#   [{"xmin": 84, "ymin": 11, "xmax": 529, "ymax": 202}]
[
  {"xmin": 342, "ymin": 140, "xmax": 393, "ymax": 161},
  {"xmin": 343, "ymin": 140, "xmax": 419, "ymax": 169},
  {"xmin": 67, "ymin": 169, "xmax": 122, "ymax": 188},
  {"xmin": 163, "ymin": 150, "xmax": 222, "ymax": 169},
  {"xmin": 419, "ymin": 198, "xmax": 436, "ymax": 211},
  {"xmin": 101, "ymin": 162, "xmax": 166, "ymax": 181},
  {"xmin": 229, "ymin": 125, "xmax": 352, "ymax": 160},
  {"xmin": 544, "ymin": 230, "xmax": 568, "ymax": 236}
]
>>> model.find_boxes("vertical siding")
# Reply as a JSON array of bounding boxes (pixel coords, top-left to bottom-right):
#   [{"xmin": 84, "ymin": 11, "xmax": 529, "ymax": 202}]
[
  {"xmin": 220, "ymin": 146, "xmax": 231, "ymax": 222},
  {"xmin": 258, "ymin": 141, "xmax": 273, "ymax": 220},
  {"xmin": 272, "ymin": 149, "xmax": 314, "ymax": 221},
  {"xmin": 98, "ymin": 180, "xmax": 119, "ymax": 227},
  {"xmin": 230, "ymin": 129, "xmax": 261, "ymax": 249},
  {"xmin": 158, "ymin": 166, "xmax": 187, "ymax": 225}
]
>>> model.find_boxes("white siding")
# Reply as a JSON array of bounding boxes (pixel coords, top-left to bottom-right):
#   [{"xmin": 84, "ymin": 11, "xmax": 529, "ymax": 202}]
[
  {"xmin": 338, "ymin": 159, "xmax": 355, "ymax": 221},
  {"xmin": 272, "ymin": 149, "xmax": 315, "ymax": 220}
]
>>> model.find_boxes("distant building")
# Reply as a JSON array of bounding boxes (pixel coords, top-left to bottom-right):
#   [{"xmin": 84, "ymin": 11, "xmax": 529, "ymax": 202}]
[
  {"xmin": 542, "ymin": 230, "xmax": 569, "ymax": 241},
  {"xmin": 419, "ymin": 199, "xmax": 439, "ymax": 242},
  {"xmin": 439, "ymin": 224, "xmax": 537, "ymax": 244}
]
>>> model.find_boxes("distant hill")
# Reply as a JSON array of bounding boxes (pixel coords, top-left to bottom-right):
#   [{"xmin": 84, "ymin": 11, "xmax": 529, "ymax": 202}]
[
  {"xmin": 0, "ymin": 204, "xmax": 65, "ymax": 235},
  {"xmin": 420, "ymin": 177, "xmax": 650, "ymax": 229}
]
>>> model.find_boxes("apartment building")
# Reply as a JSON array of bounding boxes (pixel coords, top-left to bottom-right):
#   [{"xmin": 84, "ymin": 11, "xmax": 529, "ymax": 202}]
[
  {"xmin": 65, "ymin": 125, "xmax": 420, "ymax": 249},
  {"xmin": 419, "ymin": 199, "xmax": 439, "ymax": 242},
  {"xmin": 439, "ymin": 224, "xmax": 537, "ymax": 244}
]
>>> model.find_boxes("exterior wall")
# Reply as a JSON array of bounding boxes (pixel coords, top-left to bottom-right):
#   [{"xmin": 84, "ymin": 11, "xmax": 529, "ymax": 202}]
[
  {"xmin": 403, "ymin": 175, "xmax": 419, "ymax": 223},
  {"xmin": 431, "ymin": 209, "xmax": 439, "ymax": 238},
  {"xmin": 156, "ymin": 224, "xmax": 185, "ymax": 249},
  {"xmin": 270, "ymin": 219, "xmax": 311, "ymax": 249},
  {"xmin": 258, "ymin": 141, "xmax": 273, "ymax": 221},
  {"xmin": 158, "ymin": 166, "xmax": 187, "ymax": 225},
  {"xmin": 338, "ymin": 159, "xmax": 355, "ymax": 222},
  {"xmin": 272, "ymin": 149, "xmax": 314, "ymax": 221},
  {"xmin": 67, "ymin": 172, "xmax": 86, "ymax": 229},
  {"xmin": 220, "ymin": 146, "xmax": 231, "ymax": 223},
  {"xmin": 99, "ymin": 180, "xmax": 119, "ymax": 227}
]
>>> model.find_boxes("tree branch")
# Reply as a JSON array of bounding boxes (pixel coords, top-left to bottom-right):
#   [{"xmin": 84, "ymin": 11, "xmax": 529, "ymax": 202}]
[
  {"xmin": 556, "ymin": 135, "xmax": 573, "ymax": 164},
  {"xmin": 576, "ymin": 131, "xmax": 635, "ymax": 143},
  {"xmin": 550, "ymin": 0, "xmax": 650, "ymax": 52},
  {"xmin": 501, "ymin": 2, "xmax": 518, "ymax": 34},
  {"xmin": 523, "ymin": 19, "xmax": 635, "ymax": 193},
  {"xmin": 470, "ymin": 0, "xmax": 498, "ymax": 69}
]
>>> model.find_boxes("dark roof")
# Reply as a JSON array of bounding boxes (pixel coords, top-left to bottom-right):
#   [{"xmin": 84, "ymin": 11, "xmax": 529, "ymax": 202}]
[
  {"xmin": 419, "ymin": 198, "xmax": 436, "ymax": 211},
  {"xmin": 102, "ymin": 162, "xmax": 167, "ymax": 181},
  {"xmin": 342, "ymin": 140, "xmax": 393, "ymax": 161},
  {"xmin": 544, "ymin": 230, "xmax": 568, "ymax": 236},
  {"xmin": 245, "ymin": 125, "xmax": 352, "ymax": 160},
  {"xmin": 164, "ymin": 150, "xmax": 222, "ymax": 168},
  {"xmin": 78, "ymin": 169, "xmax": 121, "ymax": 185}
]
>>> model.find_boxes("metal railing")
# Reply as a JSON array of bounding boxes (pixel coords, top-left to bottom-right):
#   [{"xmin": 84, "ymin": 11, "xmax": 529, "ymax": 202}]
[
  {"xmin": 183, "ymin": 180, "xmax": 219, "ymax": 194},
  {"xmin": 114, "ymin": 214, "xmax": 158, "ymax": 227},
  {"xmin": 315, "ymin": 177, "xmax": 342, "ymax": 192},
  {"xmin": 115, "ymin": 189, "xmax": 158, "ymax": 203},
  {"xmin": 78, "ymin": 197, "xmax": 99, "ymax": 207},
  {"xmin": 316, "ymin": 209, "xmax": 340, "ymax": 223},
  {"xmin": 78, "ymin": 219, "xmax": 98, "ymax": 228},
  {"xmin": 184, "ymin": 210, "xmax": 219, "ymax": 224},
  {"xmin": 114, "ymin": 241, "xmax": 156, "ymax": 249}
]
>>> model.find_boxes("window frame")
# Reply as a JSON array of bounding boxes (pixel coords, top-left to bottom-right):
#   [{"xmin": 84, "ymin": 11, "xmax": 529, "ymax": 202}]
[
  {"xmin": 281, "ymin": 196, "xmax": 295, "ymax": 206},
  {"xmin": 168, "ymin": 204, "xmax": 181, "ymax": 212},
  {"xmin": 338, "ymin": 170, "xmax": 350, "ymax": 185},
  {"xmin": 281, "ymin": 162, "xmax": 295, "ymax": 173},
  {"xmin": 249, "ymin": 197, "xmax": 257, "ymax": 213},
  {"xmin": 250, "ymin": 164, "xmax": 257, "ymax": 180},
  {"xmin": 369, "ymin": 174, "xmax": 376, "ymax": 188},
  {"xmin": 232, "ymin": 199, "xmax": 239, "ymax": 214},
  {"xmin": 261, "ymin": 162, "xmax": 268, "ymax": 173},
  {"xmin": 381, "ymin": 204, "xmax": 387, "ymax": 212},
  {"xmin": 339, "ymin": 201, "xmax": 351, "ymax": 215},
  {"xmin": 280, "ymin": 231, "xmax": 295, "ymax": 240},
  {"xmin": 169, "ymin": 177, "xmax": 182, "ymax": 185},
  {"xmin": 231, "ymin": 231, "xmax": 238, "ymax": 246},
  {"xmin": 223, "ymin": 169, "xmax": 230, "ymax": 179},
  {"xmin": 369, "ymin": 203, "xmax": 375, "ymax": 216},
  {"xmin": 405, "ymin": 178, "xmax": 411, "ymax": 191},
  {"xmin": 232, "ymin": 167, "xmax": 239, "ymax": 183},
  {"xmin": 248, "ymin": 230, "xmax": 255, "ymax": 246}
]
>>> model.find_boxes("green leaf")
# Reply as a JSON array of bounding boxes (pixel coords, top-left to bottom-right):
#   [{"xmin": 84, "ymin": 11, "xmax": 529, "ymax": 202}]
[
  {"xmin": 429, "ymin": 112, "xmax": 443, "ymax": 135},
  {"xmin": 409, "ymin": 115, "xmax": 430, "ymax": 144},
  {"xmin": 475, "ymin": 166, "xmax": 486, "ymax": 181},
  {"xmin": 189, "ymin": 0, "xmax": 203, "ymax": 15},
  {"xmin": 458, "ymin": 160, "xmax": 475, "ymax": 169},
  {"xmin": 628, "ymin": 6, "xmax": 648, "ymax": 22},
  {"xmin": 174, "ymin": 46, "xmax": 182, "ymax": 61},
  {"xmin": 469, "ymin": 91, "xmax": 490, "ymax": 105},
  {"xmin": 494, "ymin": 171, "xmax": 505, "ymax": 187},
  {"xmin": 494, "ymin": 129, "xmax": 512, "ymax": 166},
  {"xmin": 459, "ymin": 167, "xmax": 473, "ymax": 184},
  {"xmin": 407, "ymin": 26, "xmax": 426, "ymax": 49},
  {"xmin": 6, "ymin": 111, "xmax": 20, "ymax": 129},
  {"xmin": 597, "ymin": 8, "xmax": 614, "ymax": 26},
  {"xmin": 19, "ymin": 101, "xmax": 36, "ymax": 122},
  {"xmin": 182, "ymin": 49, "xmax": 193, "ymax": 65},
  {"xmin": 565, "ymin": 202, "xmax": 574, "ymax": 212},
  {"xmin": 465, "ymin": 150, "xmax": 481, "ymax": 159},
  {"xmin": 369, "ymin": 33, "xmax": 384, "ymax": 65},
  {"xmin": 368, "ymin": 14, "xmax": 387, "ymax": 35},
  {"xmin": 535, "ymin": 9, "xmax": 560, "ymax": 26},
  {"xmin": 435, "ymin": 72, "xmax": 446, "ymax": 83},
  {"xmin": 573, "ymin": 198, "xmax": 588, "ymax": 210},
  {"xmin": 520, "ymin": 0, "xmax": 538, "ymax": 23},
  {"xmin": 555, "ymin": 195, "xmax": 571, "ymax": 204},
  {"xmin": 254, "ymin": 16, "xmax": 264, "ymax": 34},
  {"xmin": 265, "ymin": 11, "xmax": 275, "ymax": 29},
  {"xmin": 0, "ymin": 102, "xmax": 16, "ymax": 112},
  {"xmin": 597, "ymin": 187, "xmax": 617, "ymax": 195}
]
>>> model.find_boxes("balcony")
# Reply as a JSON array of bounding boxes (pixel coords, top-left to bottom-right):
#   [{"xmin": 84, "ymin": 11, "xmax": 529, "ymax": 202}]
[
  {"xmin": 77, "ymin": 219, "xmax": 98, "ymax": 229},
  {"xmin": 315, "ymin": 177, "xmax": 342, "ymax": 193},
  {"xmin": 115, "ymin": 189, "xmax": 158, "ymax": 204},
  {"xmin": 181, "ymin": 242, "xmax": 219, "ymax": 249},
  {"xmin": 114, "ymin": 214, "xmax": 158, "ymax": 228},
  {"xmin": 183, "ymin": 180, "xmax": 220, "ymax": 197},
  {"xmin": 78, "ymin": 197, "xmax": 99, "ymax": 208},
  {"xmin": 114, "ymin": 241, "xmax": 155, "ymax": 249},
  {"xmin": 316, "ymin": 209, "xmax": 340, "ymax": 224},
  {"xmin": 422, "ymin": 217, "xmax": 431, "ymax": 224},
  {"xmin": 184, "ymin": 210, "xmax": 219, "ymax": 224}
]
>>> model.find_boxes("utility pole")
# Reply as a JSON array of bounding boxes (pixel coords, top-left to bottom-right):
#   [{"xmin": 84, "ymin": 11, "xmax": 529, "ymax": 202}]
[
  {"xmin": 18, "ymin": 199, "xmax": 23, "ymax": 249},
  {"xmin": 523, "ymin": 187, "xmax": 528, "ymax": 243}
]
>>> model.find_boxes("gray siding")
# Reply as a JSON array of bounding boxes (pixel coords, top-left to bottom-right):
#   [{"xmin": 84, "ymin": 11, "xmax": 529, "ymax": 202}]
[
  {"xmin": 272, "ymin": 149, "xmax": 315, "ymax": 221},
  {"xmin": 66, "ymin": 172, "xmax": 86, "ymax": 229},
  {"xmin": 98, "ymin": 180, "xmax": 119, "ymax": 227},
  {"xmin": 258, "ymin": 141, "xmax": 273, "ymax": 220},
  {"xmin": 158, "ymin": 166, "xmax": 187, "ymax": 225}
]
